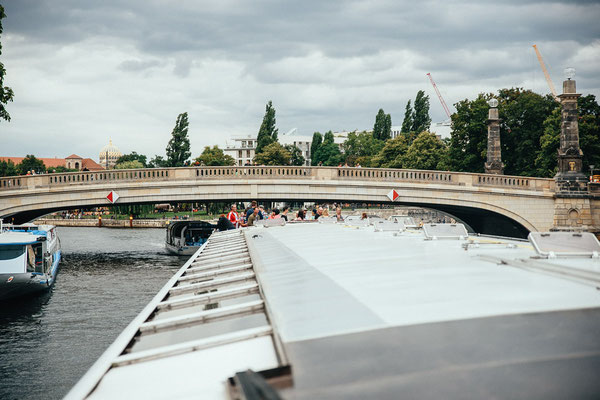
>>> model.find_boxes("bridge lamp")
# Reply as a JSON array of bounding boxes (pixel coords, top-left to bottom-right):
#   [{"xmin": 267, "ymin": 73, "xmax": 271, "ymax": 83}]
[
  {"xmin": 564, "ymin": 67, "xmax": 575, "ymax": 80},
  {"xmin": 590, "ymin": 165, "xmax": 595, "ymax": 177},
  {"xmin": 487, "ymin": 98, "xmax": 498, "ymax": 108}
]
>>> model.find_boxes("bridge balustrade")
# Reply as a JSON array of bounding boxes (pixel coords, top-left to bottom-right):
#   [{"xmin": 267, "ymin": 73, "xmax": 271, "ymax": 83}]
[
  {"xmin": 0, "ymin": 177, "xmax": 22, "ymax": 189},
  {"xmin": 337, "ymin": 168, "xmax": 455, "ymax": 183},
  {"xmin": 0, "ymin": 166, "xmax": 553, "ymax": 192}
]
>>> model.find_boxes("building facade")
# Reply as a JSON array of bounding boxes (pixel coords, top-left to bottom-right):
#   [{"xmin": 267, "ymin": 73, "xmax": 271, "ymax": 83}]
[{"xmin": 224, "ymin": 134, "xmax": 312, "ymax": 166}]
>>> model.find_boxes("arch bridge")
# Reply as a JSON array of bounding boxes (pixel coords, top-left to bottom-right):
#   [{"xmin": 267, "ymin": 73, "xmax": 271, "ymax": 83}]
[{"xmin": 0, "ymin": 166, "xmax": 569, "ymax": 238}]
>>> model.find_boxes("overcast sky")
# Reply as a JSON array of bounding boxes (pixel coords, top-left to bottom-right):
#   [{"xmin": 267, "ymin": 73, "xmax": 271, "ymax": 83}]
[{"xmin": 1, "ymin": 0, "xmax": 599, "ymax": 160}]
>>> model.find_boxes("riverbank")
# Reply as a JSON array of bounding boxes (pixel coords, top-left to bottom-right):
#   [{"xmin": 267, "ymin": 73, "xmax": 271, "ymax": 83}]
[{"xmin": 34, "ymin": 218, "xmax": 174, "ymax": 228}]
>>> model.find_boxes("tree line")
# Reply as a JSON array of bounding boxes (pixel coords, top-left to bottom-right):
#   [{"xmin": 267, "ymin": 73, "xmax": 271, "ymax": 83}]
[{"xmin": 2, "ymin": 92, "xmax": 598, "ymax": 178}]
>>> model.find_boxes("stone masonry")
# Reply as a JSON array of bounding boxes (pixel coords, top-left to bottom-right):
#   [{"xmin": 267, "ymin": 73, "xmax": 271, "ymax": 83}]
[{"xmin": 484, "ymin": 104, "xmax": 504, "ymax": 175}]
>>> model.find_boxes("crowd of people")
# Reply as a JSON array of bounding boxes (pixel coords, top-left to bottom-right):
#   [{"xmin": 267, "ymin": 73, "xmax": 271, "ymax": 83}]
[{"xmin": 217, "ymin": 201, "xmax": 344, "ymax": 230}]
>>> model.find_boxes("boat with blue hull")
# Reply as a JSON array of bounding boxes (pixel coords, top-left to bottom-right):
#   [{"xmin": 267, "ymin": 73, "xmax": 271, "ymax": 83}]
[{"xmin": 0, "ymin": 222, "xmax": 62, "ymax": 301}]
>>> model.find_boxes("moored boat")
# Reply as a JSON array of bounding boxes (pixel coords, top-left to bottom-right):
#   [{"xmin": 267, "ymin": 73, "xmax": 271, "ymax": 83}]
[
  {"xmin": 0, "ymin": 222, "xmax": 62, "ymax": 301},
  {"xmin": 165, "ymin": 220, "xmax": 216, "ymax": 255}
]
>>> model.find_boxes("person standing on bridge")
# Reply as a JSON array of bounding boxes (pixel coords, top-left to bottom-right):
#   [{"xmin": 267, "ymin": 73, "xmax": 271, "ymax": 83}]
[{"xmin": 227, "ymin": 204, "xmax": 246, "ymax": 228}]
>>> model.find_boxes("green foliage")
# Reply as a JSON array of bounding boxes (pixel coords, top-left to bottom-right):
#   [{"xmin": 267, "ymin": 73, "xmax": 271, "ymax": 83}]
[
  {"xmin": 253, "ymin": 142, "xmax": 291, "ymax": 166},
  {"xmin": 411, "ymin": 90, "xmax": 431, "ymax": 134},
  {"xmin": 17, "ymin": 155, "xmax": 46, "ymax": 175},
  {"xmin": 165, "ymin": 112, "xmax": 191, "ymax": 167},
  {"xmin": 0, "ymin": 5, "xmax": 13, "ymax": 122},
  {"xmin": 446, "ymin": 94, "xmax": 491, "ymax": 173},
  {"xmin": 314, "ymin": 131, "xmax": 342, "ymax": 166},
  {"xmin": 310, "ymin": 132, "xmax": 323, "ymax": 166},
  {"xmin": 498, "ymin": 88, "xmax": 557, "ymax": 176},
  {"xmin": 535, "ymin": 107, "xmax": 561, "ymax": 177},
  {"xmin": 578, "ymin": 94, "xmax": 600, "ymax": 174},
  {"xmin": 256, "ymin": 101, "xmax": 278, "ymax": 154},
  {"xmin": 49, "ymin": 166, "xmax": 78, "ymax": 173},
  {"xmin": 400, "ymin": 100, "xmax": 412, "ymax": 134},
  {"xmin": 0, "ymin": 159, "xmax": 17, "ymax": 176},
  {"xmin": 401, "ymin": 131, "xmax": 447, "ymax": 170},
  {"xmin": 371, "ymin": 134, "xmax": 410, "ymax": 168},
  {"xmin": 343, "ymin": 131, "xmax": 384, "ymax": 166},
  {"xmin": 116, "ymin": 152, "xmax": 147, "ymax": 167},
  {"xmin": 194, "ymin": 145, "xmax": 235, "ymax": 166},
  {"xmin": 114, "ymin": 160, "xmax": 144, "ymax": 170},
  {"xmin": 373, "ymin": 109, "xmax": 392, "ymax": 141},
  {"xmin": 284, "ymin": 144, "xmax": 306, "ymax": 166},
  {"xmin": 148, "ymin": 155, "xmax": 167, "ymax": 168}
]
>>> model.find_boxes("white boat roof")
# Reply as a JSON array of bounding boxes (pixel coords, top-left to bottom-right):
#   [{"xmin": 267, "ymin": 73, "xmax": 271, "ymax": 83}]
[
  {"xmin": 67, "ymin": 224, "xmax": 600, "ymax": 399},
  {"xmin": 0, "ymin": 231, "xmax": 45, "ymax": 245}
]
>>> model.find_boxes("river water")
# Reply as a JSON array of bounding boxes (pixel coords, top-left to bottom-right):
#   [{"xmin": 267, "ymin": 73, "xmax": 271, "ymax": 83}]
[{"xmin": 0, "ymin": 227, "xmax": 186, "ymax": 400}]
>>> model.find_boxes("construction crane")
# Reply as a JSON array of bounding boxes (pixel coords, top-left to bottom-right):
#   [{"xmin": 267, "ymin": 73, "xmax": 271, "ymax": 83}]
[
  {"xmin": 426, "ymin": 73, "xmax": 452, "ymax": 119},
  {"xmin": 532, "ymin": 44, "xmax": 559, "ymax": 101}
]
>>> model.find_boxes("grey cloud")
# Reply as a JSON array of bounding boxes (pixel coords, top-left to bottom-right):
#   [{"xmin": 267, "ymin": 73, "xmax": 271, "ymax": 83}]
[
  {"xmin": 2, "ymin": 0, "xmax": 599, "ymax": 157},
  {"xmin": 118, "ymin": 59, "xmax": 162, "ymax": 72}
]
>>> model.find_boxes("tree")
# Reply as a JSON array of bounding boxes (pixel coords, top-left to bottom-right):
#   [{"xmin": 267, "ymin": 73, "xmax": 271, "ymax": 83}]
[
  {"xmin": 383, "ymin": 113, "xmax": 392, "ymax": 141},
  {"xmin": 373, "ymin": 109, "xmax": 392, "ymax": 141},
  {"xmin": 371, "ymin": 134, "xmax": 410, "ymax": 168},
  {"xmin": 401, "ymin": 131, "xmax": 447, "ymax": 170},
  {"xmin": 411, "ymin": 90, "xmax": 431, "ymax": 134},
  {"xmin": 114, "ymin": 160, "xmax": 144, "ymax": 169},
  {"xmin": 17, "ymin": 155, "xmax": 46, "ymax": 175},
  {"xmin": 577, "ymin": 94, "xmax": 600, "ymax": 175},
  {"xmin": 49, "ymin": 166, "xmax": 78, "ymax": 173},
  {"xmin": 342, "ymin": 131, "xmax": 384, "ymax": 166},
  {"xmin": 284, "ymin": 144, "xmax": 306, "ymax": 166},
  {"xmin": 400, "ymin": 100, "xmax": 412, "ymax": 134},
  {"xmin": 310, "ymin": 132, "xmax": 323, "ymax": 165},
  {"xmin": 194, "ymin": 145, "xmax": 235, "ymax": 166},
  {"xmin": 165, "ymin": 112, "xmax": 191, "ymax": 167},
  {"xmin": 0, "ymin": 5, "xmax": 14, "ymax": 122},
  {"xmin": 314, "ymin": 131, "xmax": 342, "ymax": 166},
  {"xmin": 0, "ymin": 159, "xmax": 17, "ymax": 177},
  {"xmin": 115, "ymin": 152, "xmax": 147, "ymax": 167},
  {"xmin": 256, "ymin": 101, "xmax": 278, "ymax": 154},
  {"xmin": 446, "ymin": 94, "xmax": 490, "ymax": 173},
  {"xmin": 253, "ymin": 142, "xmax": 291, "ymax": 166},
  {"xmin": 498, "ymin": 88, "xmax": 557, "ymax": 176},
  {"xmin": 148, "ymin": 155, "xmax": 167, "ymax": 168},
  {"xmin": 535, "ymin": 107, "xmax": 561, "ymax": 177}
]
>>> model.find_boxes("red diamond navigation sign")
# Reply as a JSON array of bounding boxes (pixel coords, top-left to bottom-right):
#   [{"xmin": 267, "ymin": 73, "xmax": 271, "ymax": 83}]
[
  {"xmin": 387, "ymin": 189, "xmax": 399, "ymax": 201},
  {"xmin": 106, "ymin": 191, "xmax": 119, "ymax": 203}
]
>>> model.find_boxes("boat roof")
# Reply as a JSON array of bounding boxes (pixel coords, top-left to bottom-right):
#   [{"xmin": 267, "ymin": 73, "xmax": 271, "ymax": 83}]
[
  {"xmin": 67, "ymin": 223, "xmax": 600, "ymax": 399},
  {"xmin": 0, "ymin": 230, "xmax": 47, "ymax": 245}
]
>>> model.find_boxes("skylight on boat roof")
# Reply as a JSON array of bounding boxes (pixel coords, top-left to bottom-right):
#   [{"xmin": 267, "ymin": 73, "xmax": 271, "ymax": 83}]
[
  {"xmin": 528, "ymin": 232, "xmax": 600, "ymax": 257},
  {"xmin": 373, "ymin": 220, "xmax": 405, "ymax": 232},
  {"xmin": 422, "ymin": 223, "xmax": 468, "ymax": 240}
]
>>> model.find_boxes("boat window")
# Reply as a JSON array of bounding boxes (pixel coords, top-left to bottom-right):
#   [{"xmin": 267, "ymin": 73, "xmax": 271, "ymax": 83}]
[
  {"xmin": 0, "ymin": 245, "xmax": 24, "ymax": 260},
  {"xmin": 26, "ymin": 243, "xmax": 44, "ymax": 273},
  {"xmin": 0, "ymin": 245, "xmax": 26, "ymax": 274}
]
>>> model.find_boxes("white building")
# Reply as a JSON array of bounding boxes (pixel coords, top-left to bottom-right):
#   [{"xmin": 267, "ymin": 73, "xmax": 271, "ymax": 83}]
[{"xmin": 224, "ymin": 130, "xmax": 312, "ymax": 166}]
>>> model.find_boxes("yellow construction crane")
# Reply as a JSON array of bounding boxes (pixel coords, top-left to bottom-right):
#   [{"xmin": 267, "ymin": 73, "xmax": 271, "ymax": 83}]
[{"xmin": 532, "ymin": 44, "xmax": 559, "ymax": 101}]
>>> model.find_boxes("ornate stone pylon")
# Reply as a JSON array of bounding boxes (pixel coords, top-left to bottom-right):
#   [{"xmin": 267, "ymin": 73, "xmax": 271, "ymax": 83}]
[
  {"xmin": 555, "ymin": 72, "xmax": 587, "ymax": 190},
  {"xmin": 484, "ymin": 98, "xmax": 504, "ymax": 174}
]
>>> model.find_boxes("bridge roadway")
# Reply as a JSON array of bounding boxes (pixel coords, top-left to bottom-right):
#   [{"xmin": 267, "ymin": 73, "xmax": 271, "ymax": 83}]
[{"xmin": 0, "ymin": 166, "xmax": 559, "ymax": 237}]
